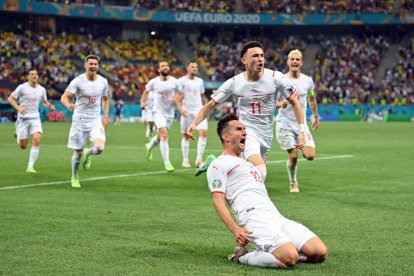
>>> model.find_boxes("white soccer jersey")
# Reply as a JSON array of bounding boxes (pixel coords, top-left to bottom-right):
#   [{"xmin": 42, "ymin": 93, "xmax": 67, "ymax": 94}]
[
  {"xmin": 177, "ymin": 75, "xmax": 205, "ymax": 114},
  {"xmin": 147, "ymin": 90, "xmax": 155, "ymax": 111},
  {"xmin": 145, "ymin": 76, "xmax": 181, "ymax": 119},
  {"xmin": 66, "ymin": 73, "xmax": 109, "ymax": 123},
  {"xmin": 276, "ymin": 73, "xmax": 314, "ymax": 131},
  {"xmin": 212, "ymin": 69, "xmax": 295, "ymax": 141},
  {"xmin": 207, "ymin": 155, "xmax": 279, "ymax": 218},
  {"xmin": 11, "ymin": 82, "xmax": 47, "ymax": 119}
]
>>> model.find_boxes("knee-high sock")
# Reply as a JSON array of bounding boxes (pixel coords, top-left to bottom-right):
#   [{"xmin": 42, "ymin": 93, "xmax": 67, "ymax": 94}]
[
  {"xmin": 145, "ymin": 124, "xmax": 151, "ymax": 138},
  {"xmin": 71, "ymin": 151, "xmax": 82, "ymax": 178},
  {"xmin": 196, "ymin": 136, "xmax": 207, "ymax": 161},
  {"xmin": 148, "ymin": 135, "xmax": 159, "ymax": 149},
  {"xmin": 256, "ymin": 164, "xmax": 267, "ymax": 182},
  {"xmin": 287, "ymin": 160, "xmax": 298, "ymax": 184},
  {"xmin": 181, "ymin": 138, "xmax": 189, "ymax": 162},
  {"xmin": 160, "ymin": 138, "xmax": 170, "ymax": 164},
  {"xmin": 28, "ymin": 146, "xmax": 39, "ymax": 168},
  {"xmin": 239, "ymin": 251, "xmax": 287, "ymax": 268}
]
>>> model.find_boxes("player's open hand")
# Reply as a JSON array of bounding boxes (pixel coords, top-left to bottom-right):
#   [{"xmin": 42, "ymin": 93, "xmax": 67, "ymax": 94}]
[
  {"xmin": 102, "ymin": 116, "xmax": 109, "ymax": 129},
  {"xmin": 312, "ymin": 116, "xmax": 319, "ymax": 130}
]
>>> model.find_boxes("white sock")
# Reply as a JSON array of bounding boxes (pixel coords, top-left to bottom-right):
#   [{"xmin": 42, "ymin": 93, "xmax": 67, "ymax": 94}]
[
  {"xmin": 287, "ymin": 160, "xmax": 297, "ymax": 184},
  {"xmin": 160, "ymin": 138, "xmax": 170, "ymax": 164},
  {"xmin": 196, "ymin": 136, "xmax": 207, "ymax": 161},
  {"xmin": 255, "ymin": 164, "xmax": 267, "ymax": 182},
  {"xmin": 71, "ymin": 151, "xmax": 82, "ymax": 178},
  {"xmin": 148, "ymin": 135, "xmax": 159, "ymax": 149},
  {"xmin": 28, "ymin": 146, "xmax": 39, "ymax": 168},
  {"xmin": 239, "ymin": 251, "xmax": 286, "ymax": 268},
  {"xmin": 181, "ymin": 138, "xmax": 190, "ymax": 162}
]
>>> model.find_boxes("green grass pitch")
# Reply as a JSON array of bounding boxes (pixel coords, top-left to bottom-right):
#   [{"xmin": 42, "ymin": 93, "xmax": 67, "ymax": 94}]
[{"xmin": 0, "ymin": 120, "xmax": 413, "ymax": 275}]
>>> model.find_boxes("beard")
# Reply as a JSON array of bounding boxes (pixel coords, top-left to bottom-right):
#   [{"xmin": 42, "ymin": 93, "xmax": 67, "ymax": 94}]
[{"xmin": 160, "ymin": 70, "xmax": 169, "ymax": 77}]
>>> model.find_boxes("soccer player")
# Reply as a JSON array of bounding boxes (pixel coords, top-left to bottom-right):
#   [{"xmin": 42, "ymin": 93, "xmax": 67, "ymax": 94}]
[
  {"xmin": 175, "ymin": 61, "xmax": 208, "ymax": 168},
  {"xmin": 187, "ymin": 41, "xmax": 305, "ymax": 179},
  {"xmin": 8, "ymin": 68, "xmax": 55, "ymax": 173},
  {"xmin": 141, "ymin": 90, "xmax": 155, "ymax": 140},
  {"xmin": 140, "ymin": 60, "xmax": 181, "ymax": 172},
  {"xmin": 60, "ymin": 55, "xmax": 110, "ymax": 188},
  {"xmin": 207, "ymin": 113, "xmax": 327, "ymax": 268},
  {"xmin": 275, "ymin": 49, "xmax": 319, "ymax": 193}
]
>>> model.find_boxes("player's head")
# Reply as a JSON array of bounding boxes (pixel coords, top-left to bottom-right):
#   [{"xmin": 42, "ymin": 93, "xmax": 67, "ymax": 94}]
[
  {"xmin": 186, "ymin": 61, "xmax": 198, "ymax": 76},
  {"xmin": 287, "ymin": 49, "xmax": 303, "ymax": 73},
  {"xmin": 26, "ymin": 68, "xmax": 39, "ymax": 83},
  {"xmin": 217, "ymin": 113, "xmax": 246, "ymax": 154},
  {"xmin": 157, "ymin": 60, "xmax": 170, "ymax": 77},
  {"xmin": 240, "ymin": 41, "xmax": 265, "ymax": 73},
  {"xmin": 84, "ymin": 54, "xmax": 100, "ymax": 76}
]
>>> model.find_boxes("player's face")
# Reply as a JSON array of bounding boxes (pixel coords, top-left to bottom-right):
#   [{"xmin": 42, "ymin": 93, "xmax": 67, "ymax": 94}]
[
  {"xmin": 158, "ymin": 61, "xmax": 170, "ymax": 76},
  {"xmin": 27, "ymin": 70, "xmax": 39, "ymax": 83},
  {"xmin": 85, "ymin": 58, "xmax": 99, "ymax": 76},
  {"xmin": 187, "ymin": 63, "xmax": 198, "ymax": 75},
  {"xmin": 226, "ymin": 120, "xmax": 247, "ymax": 154},
  {"xmin": 287, "ymin": 53, "xmax": 303, "ymax": 72},
  {"xmin": 242, "ymin": 47, "xmax": 265, "ymax": 73}
]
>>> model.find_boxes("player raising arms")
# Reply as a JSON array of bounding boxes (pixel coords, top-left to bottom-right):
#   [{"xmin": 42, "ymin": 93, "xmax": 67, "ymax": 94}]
[
  {"xmin": 275, "ymin": 49, "xmax": 319, "ymax": 193},
  {"xmin": 8, "ymin": 68, "xmax": 55, "ymax": 173},
  {"xmin": 187, "ymin": 41, "xmax": 305, "ymax": 180},
  {"xmin": 175, "ymin": 61, "xmax": 208, "ymax": 168},
  {"xmin": 140, "ymin": 60, "xmax": 181, "ymax": 172},
  {"xmin": 61, "ymin": 55, "xmax": 110, "ymax": 188}
]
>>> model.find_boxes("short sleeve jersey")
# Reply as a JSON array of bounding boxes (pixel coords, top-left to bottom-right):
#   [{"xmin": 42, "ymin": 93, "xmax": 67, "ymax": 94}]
[
  {"xmin": 145, "ymin": 76, "xmax": 181, "ymax": 118},
  {"xmin": 66, "ymin": 73, "xmax": 109, "ymax": 122},
  {"xmin": 276, "ymin": 73, "xmax": 314, "ymax": 130},
  {"xmin": 207, "ymin": 155, "xmax": 278, "ymax": 218},
  {"xmin": 212, "ymin": 69, "xmax": 295, "ymax": 138},
  {"xmin": 11, "ymin": 82, "xmax": 47, "ymax": 119},
  {"xmin": 177, "ymin": 75, "xmax": 205, "ymax": 114}
]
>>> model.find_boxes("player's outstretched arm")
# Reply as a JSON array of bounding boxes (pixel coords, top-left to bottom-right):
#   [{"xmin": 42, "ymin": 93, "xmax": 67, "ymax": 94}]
[
  {"xmin": 186, "ymin": 100, "xmax": 216, "ymax": 140},
  {"xmin": 212, "ymin": 193, "xmax": 252, "ymax": 247},
  {"xmin": 43, "ymin": 100, "xmax": 55, "ymax": 111},
  {"xmin": 101, "ymin": 95, "xmax": 109, "ymax": 128}
]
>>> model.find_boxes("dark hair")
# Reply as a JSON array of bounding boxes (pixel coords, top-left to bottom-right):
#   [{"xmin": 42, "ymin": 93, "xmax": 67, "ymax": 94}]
[
  {"xmin": 240, "ymin": 41, "xmax": 264, "ymax": 58},
  {"xmin": 26, "ymin": 68, "xmax": 37, "ymax": 75},
  {"xmin": 85, "ymin": 54, "xmax": 100, "ymax": 64},
  {"xmin": 217, "ymin": 113, "xmax": 239, "ymax": 144},
  {"xmin": 157, "ymin": 59, "xmax": 169, "ymax": 69}
]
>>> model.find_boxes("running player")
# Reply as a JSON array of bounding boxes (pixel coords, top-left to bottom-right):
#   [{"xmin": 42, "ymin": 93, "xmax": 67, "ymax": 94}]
[
  {"xmin": 61, "ymin": 55, "xmax": 110, "ymax": 188},
  {"xmin": 275, "ymin": 49, "xmax": 319, "ymax": 192},
  {"xmin": 187, "ymin": 41, "xmax": 305, "ymax": 180},
  {"xmin": 8, "ymin": 68, "xmax": 55, "ymax": 173},
  {"xmin": 140, "ymin": 60, "xmax": 181, "ymax": 172},
  {"xmin": 175, "ymin": 61, "xmax": 208, "ymax": 168}
]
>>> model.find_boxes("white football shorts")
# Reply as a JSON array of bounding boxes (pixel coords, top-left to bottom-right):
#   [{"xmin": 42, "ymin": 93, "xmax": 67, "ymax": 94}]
[
  {"xmin": 67, "ymin": 120, "xmax": 106, "ymax": 149},
  {"xmin": 276, "ymin": 126, "xmax": 315, "ymax": 151},
  {"xmin": 237, "ymin": 207, "xmax": 316, "ymax": 253},
  {"xmin": 153, "ymin": 110, "xmax": 174, "ymax": 130},
  {"xmin": 180, "ymin": 113, "xmax": 208, "ymax": 133},
  {"xmin": 15, "ymin": 117, "xmax": 42, "ymax": 140}
]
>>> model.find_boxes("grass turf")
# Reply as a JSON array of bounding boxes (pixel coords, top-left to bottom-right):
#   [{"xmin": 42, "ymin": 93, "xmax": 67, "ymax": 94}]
[{"xmin": 0, "ymin": 121, "xmax": 413, "ymax": 275}]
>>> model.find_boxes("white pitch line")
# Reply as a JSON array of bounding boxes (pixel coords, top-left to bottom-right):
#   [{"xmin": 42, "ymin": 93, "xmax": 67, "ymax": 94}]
[{"xmin": 0, "ymin": 154, "xmax": 353, "ymax": 191}]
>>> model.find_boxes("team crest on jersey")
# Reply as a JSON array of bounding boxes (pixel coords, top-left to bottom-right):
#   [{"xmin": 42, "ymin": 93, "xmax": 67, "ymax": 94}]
[{"xmin": 211, "ymin": 179, "xmax": 222, "ymax": 189}]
